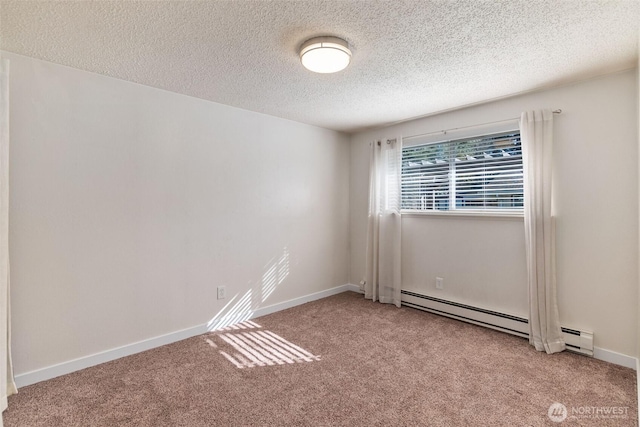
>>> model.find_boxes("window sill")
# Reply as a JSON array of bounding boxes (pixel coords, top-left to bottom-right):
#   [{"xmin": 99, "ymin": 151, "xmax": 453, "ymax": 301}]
[{"xmin": 401, "ymin": 210, "xmax": 524, "ymax": 220}]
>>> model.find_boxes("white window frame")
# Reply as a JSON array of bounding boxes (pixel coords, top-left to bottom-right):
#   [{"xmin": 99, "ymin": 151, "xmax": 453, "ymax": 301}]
[{"xmin": 401, "ymin": 122, "xmax": 523, "ymax": 218}]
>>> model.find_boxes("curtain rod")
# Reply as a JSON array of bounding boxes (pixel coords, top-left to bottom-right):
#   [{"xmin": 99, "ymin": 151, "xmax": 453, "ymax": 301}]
[{"xmin": 402, "ymin": 109, "xmax": 562, "ymax": 142}]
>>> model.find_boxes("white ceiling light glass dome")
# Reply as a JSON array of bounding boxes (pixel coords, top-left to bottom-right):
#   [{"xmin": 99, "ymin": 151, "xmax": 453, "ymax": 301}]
[{"xmin": 299, "ymin": 36, "xmax": 352, "ymax": 74}]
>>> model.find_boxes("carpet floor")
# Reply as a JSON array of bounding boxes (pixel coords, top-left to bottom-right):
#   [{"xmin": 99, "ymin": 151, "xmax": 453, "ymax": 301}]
[{"xmin": 4, "ymin": 291, "xmax": 637, "ymax": 426}]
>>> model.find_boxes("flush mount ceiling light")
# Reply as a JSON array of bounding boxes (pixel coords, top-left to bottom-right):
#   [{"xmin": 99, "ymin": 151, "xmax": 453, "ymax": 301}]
[{"xmin": 299, "ymin": 36, "xmax": 352, "ymax": 74}]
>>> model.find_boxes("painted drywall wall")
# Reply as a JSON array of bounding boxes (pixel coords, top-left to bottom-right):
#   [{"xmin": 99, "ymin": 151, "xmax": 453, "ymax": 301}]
[
  {"xmin": 5, "ymin": 52, "xmax": 350, "ymax": 375},
  {"xmin": 350, "ymin": 69, "xmax": 639, "ymax": 357}
]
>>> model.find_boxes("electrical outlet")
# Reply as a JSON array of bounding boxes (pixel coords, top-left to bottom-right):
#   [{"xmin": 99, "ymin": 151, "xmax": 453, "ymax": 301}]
[
  {"xmin": 217, "ymin": 286, "xmax": 226, "ymax": 300},
  {"xmin": 435, "ymin": 277, "xmax": 444, "ymax": 290}
]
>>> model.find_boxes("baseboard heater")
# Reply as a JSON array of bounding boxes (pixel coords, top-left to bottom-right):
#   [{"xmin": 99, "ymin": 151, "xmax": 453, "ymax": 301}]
[{"xmin": 401, "ymin": 290, "xmax": 594, "ymax": 356}]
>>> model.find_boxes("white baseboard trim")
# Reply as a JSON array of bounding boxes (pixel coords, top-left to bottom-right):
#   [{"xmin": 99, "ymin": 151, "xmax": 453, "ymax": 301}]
[
  {"xmin": 345, "ymin": 283, "xmax": 363, "ymax": 293},
  {"xmin": 252, "ymin": 283, "xmax": 361, "ymax": 318},
  {"xmin": 14, "ymin": 322, "xmax": 208, "ymax": 388},
  {"xmin": 15, "ymin": 325, "xmax": 207, "ymax": 388},
  {"xmin": 15, "ymin": 283, "xmax": 359, "ymax": 388},
  {"xmin": 20, "ymin": 284, "xmax": 628, "ymax": 389},
  {"xmin": 593, "ymin": 347, "xmax": 637, "ymax": 369}
]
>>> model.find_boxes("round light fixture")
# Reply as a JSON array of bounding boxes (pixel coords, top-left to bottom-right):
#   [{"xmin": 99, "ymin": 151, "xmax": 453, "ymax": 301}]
[{"xmin": 299, "ymin": 36, "xmax": 351, "ymax": 74}]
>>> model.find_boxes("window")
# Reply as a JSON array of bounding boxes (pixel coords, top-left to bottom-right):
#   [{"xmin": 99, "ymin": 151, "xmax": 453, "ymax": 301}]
[{"xmin": 401, "ymin": 131, "xmax": 523, "ymax": 212}]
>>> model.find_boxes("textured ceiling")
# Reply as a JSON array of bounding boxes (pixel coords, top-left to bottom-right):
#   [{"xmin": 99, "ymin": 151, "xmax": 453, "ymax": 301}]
[{"xmin": 1, "ymin": 0, "xmax": 638, "ymax": 133}]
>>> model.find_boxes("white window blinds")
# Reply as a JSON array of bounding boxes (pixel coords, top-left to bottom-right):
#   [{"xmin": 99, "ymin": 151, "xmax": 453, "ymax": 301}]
[{"xmin": 401, "ymin": 131, "xmax": 523, "ymax": 212}]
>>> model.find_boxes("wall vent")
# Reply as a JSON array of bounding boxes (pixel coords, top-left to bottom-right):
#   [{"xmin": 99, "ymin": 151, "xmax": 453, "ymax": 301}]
[{"xmin": 401, "ymin": 290, "xmax": 593, "ymax": 356}]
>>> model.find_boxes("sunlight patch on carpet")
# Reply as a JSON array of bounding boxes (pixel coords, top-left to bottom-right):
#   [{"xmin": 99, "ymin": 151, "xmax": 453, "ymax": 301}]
[{"xmin": 208, "ymin": 326, "xmax": 321, "ymax": 368}]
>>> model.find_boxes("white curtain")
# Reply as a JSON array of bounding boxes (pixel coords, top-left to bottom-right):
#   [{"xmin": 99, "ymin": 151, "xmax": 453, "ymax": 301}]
[
  {"xmin": 520, "ymin": 110, "xmax": 565, "ymax": 354},
  {"xmin": 364, "ymin": 138, "xmax": 402, "ymax": 307},
  {"xmin": 1, "ymin": 58, "xmax": 17, "ymax": 427}
]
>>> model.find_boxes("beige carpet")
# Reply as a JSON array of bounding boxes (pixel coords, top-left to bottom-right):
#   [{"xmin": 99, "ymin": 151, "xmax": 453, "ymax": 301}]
[{"xmin": 4, "ymin": 291, "xmax": 637, "ymax": 426}]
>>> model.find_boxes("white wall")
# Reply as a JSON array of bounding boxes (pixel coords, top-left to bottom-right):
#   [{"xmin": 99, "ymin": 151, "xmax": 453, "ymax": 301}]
[
  {"xmin": 351, "ymin": 69, "xmax": 639, "ymax": 357},
  {"xmin": 5, "ymin": 52, "xmax": 350, "ymax": 375},
  {"xmin": 637, "ymin": 40, "xmax": 640, "ymax": 363}
]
